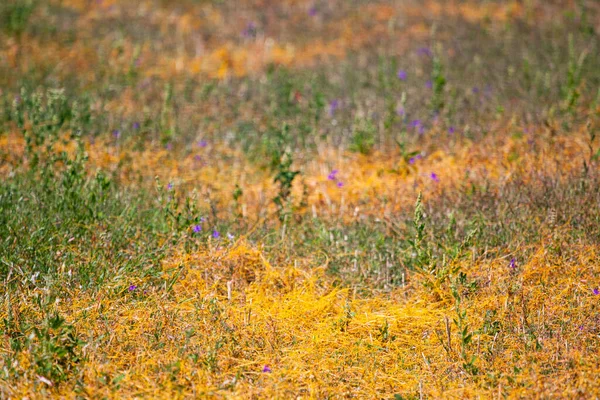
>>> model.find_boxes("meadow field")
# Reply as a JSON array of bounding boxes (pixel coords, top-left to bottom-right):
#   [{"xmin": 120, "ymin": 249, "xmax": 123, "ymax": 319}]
[{"xmin": 1, "ymin": 0, "xmax": 599, "ymax": 398}]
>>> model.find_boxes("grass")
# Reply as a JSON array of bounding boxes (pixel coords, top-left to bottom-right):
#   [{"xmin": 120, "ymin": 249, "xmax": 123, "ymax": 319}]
[{"xmin": 1, "ymin": 0, "xmax": 600, "ymax": 398}]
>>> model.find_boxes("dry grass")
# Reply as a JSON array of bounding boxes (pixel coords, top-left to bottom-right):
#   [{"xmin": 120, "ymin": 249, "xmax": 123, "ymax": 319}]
[{"xmin": 4, "ymin": 240, "xmax": 600, "ymax": 398}]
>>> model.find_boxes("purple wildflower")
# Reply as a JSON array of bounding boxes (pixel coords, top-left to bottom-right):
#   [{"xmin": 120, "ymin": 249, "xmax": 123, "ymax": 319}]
[
  {"xmin": 308, "ymin": 6, "xmax": 317, "ymax": 16},
  {"xmin": 425, "ymin": 80, "xmax": 433, "ymax": 89},
  {"xmin": 509, "ymin": 258, "xmax": 516, "ymax": 269},
  {"xmin": 328, "ymin": 99, "xmax": 340, "ymax": 116},
  {"xmin": 593, "ymin": 288, "xmax": 599, "ymax": 295},
  {"xmin": 227, "ymin": 232, "xmax": 235, "ymax": 240},
  {"xmin": 194, "ymin": 154, "xmax": 202, "ymax": 162},
  {"xmin": 397, "ymin": 69, "xmax": 407, "ymax": 80},
  {"xmin": 198, "ymin": 139, "xmax": 208, "ymax": 148},
  {"xmin": 430, "ymin": 173, "xmax": 439, "ymax": 182},
  {"xmin": 472, "ymin": 87, "xmax": 480, "ymax": 94},
  {"xmin": 133, "ymin": 122, "xmax": 140, "ymax": 130},
  {"xmin": 336, "ymin": 181, "xmax": 344, "ymax": 188},
  {"xmin": 410, "ymin": 120, "xmax": 421, "ymax": 128},
  {"xmin": 418, "ymin": 125, "xmax": 425, "ymax": 135},
  {"xmin": 200, "ymin": 217, "xmax": 206, "ymax": 222},
  {"xmin": 396, "ymin": 106, "xmax": 405, "ymax": 116},
  {"xmin": 212, "ymin": 230, "xmax": 220, "ymax": 239},
  {"xmin": 448, "ymin": 126, "xmax": 456, "ymax": 134},
  {"xmin": 167, "ymin": 182, "xmax": 173, "ymax": 190},
  {"xmin": 128, "ymin": 285, "xmax": 137, "ymax": 291},
  {"xmin": 192, "ymin": 225, "xmax": 202, "ymax": 233},
  {"xmin": 242, "ymin": 22, "xmax": 256, "ymax": 38},
  {"xmin": 417, "ymin": 47, "xmax": 432, "ymax": 57},
  {"xmin": 409, "ymin": 154, "xmax": 423, "ymax": 164},
  {"xmin": 262, "ymin": 365, "xmax": 272, "ymax": 373},
  {"xmin": 327, "ymin": 170, "xmax": 339, "ymax": 181},
  {"xmin": 166, "ymin": 143, "xmax": 173, "ymax": 151},
  {"xmin": 112, "ymin": 129, "xmax": 121, "ymax": 138}
]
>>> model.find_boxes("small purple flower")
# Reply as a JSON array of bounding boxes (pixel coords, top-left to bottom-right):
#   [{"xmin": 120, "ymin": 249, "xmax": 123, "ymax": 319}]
[
  {"xmin": 112, "ymin": 129, "xmax": 121, "ymax": 138},
  {"xmin": 509, "ymin": 258, "xmax": 516, "ymax": 269},
  {"xmin": 242, "ymin": 22, "xmax": 256, "ymax": 38},
  {"xmin": 336, "ymin": 181, "xmax": 344, "ymax": 188},
  {"xmin": 165, "ymin": 143, "xmax": 173, "ymax": 151},
  {"xmin": 167, "ymin": 182, "xmax": 173, "ymax": 190},
  {"xmin": 409, "ymin": 154, "xmax": 423, "ymax": 164},
  {"xmin": 192, "ymin": 225, "xmax": 202, "ymax": 233},
  {"xmin": 327, "ymin": 170, "xmax": 339, "ymax": 181},
  {"xmin": 425, "ymin": 80, "xmax": 433, "ymax": 89},
  {"xmin": 200, "ymin": 217, "xmax": 206, "ymax": 222},
  {"xmin": 472, "ymin": 87, "xmax": 480, "ymax": 94},
  {"xmin": 262, "ymin": 365, "xmax": 272, "ymax": 373},
  {"xmin": 212, "ymin": 230, "xmax": 220, "ymax": 239},
  {"xmin": 308, "ymin": 6, "xmax": 317, "ymax": 16},
  {"xmin": 198, "ymin": 139, "xmax": 208, "ymax": 148},
  {"xmin": 410, "ymin": 120, "xmax": 421, "ymax": 128},
  {"xmin": 418, "ymin": 125, "xmax": 425, "ymax": 135},
  {"xmin": 430, "ymin": 173, "xmax": 439, "ymax": 182},
  {"xmin": 328, "ymin": 99, "xmax": 340, "ymax": 116},
  {"xmin": 133, "ymin": 122, "xmax": 140, "ymax": 130},
  {"xmin": 128, "ymin": 285, "xmax": 137, "ymax": 291},
  {"xmin": 194, "ymin": 154, "xmax": 202, "ymax": 162},
  {"xmin": 448, "ymin": 126, "xmax": 455, "ymax": 134},
  {"xmin": 417, "ymin": 47, "xmax": 432, "ymax": 57},
  {"xmin": 227, "ymin": 232, "xmax": 235, "ymax": 240},
  {"xmin": 397, "ymin": 69, "xmax": 407, "ymax": 80},
  {"xmin": 593, "ymin": 288, "xmax": 599, "ymax": 295},
  {"xmin": 396, "ymin": 106, "xmax": 405, "ymax": 116}
]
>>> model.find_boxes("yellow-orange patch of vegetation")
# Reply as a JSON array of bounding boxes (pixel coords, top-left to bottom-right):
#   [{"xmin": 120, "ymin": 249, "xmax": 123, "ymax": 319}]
[
  {"xmin": 0, "ymin": 123, "xmax": 592, "ymax": 222},
  {"xmin": 415, "ymin": 0, "xmax": 525, "ymax": 23},
  {"xmin": 3, "ymin": 239, "xmax": 600, "ymax": 398}
]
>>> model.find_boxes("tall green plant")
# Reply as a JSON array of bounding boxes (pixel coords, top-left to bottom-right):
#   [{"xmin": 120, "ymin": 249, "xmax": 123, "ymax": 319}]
[
  {"xmin": 270, "ymin": 124, "xmax": 300, "ymax": 222},
  {"xmin": 430, "ymin": 53, "xmax": 447, "ymax": 113}
]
